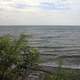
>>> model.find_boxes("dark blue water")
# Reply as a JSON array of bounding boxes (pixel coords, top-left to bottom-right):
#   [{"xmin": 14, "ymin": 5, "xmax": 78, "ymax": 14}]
[{"xmin": 0, "ymin": 26, "xmax": 80, "ymax": 68}]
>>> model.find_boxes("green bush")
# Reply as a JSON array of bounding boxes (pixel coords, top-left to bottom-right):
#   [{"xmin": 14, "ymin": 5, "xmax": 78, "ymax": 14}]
[{"xmin": 0, "ymin": 34, "xmax": 40, "ymax": 80}]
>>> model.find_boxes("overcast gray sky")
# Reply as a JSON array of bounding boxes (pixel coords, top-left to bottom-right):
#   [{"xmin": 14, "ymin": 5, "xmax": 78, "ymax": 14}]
[{"xmin": 0, "ymin": 0, "xmax": 80, "ymax": 25}]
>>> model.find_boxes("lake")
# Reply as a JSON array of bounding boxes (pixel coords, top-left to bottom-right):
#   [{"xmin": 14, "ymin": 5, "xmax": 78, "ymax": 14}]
[{"xmin": 0, "ymin": 26, "xmax": 80, "ymax": 68}]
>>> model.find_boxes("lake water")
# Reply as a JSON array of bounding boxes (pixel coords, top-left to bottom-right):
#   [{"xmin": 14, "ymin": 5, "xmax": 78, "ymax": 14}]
[{"xmin": 0, "ymin": 26, "xmax": 80, "ymax": 68}]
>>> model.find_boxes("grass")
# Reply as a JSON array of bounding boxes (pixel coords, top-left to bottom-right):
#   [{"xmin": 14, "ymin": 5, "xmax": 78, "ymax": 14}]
[
  {"xmin": 44, "ymin": 68, "xmax": 80, "ymax": 80},
  {"xmin": 42, "ymin": 59, "xmax": 80, "ymax": 80}
]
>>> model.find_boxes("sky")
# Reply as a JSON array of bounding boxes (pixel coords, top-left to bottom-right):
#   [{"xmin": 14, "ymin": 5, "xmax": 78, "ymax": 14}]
[{"xmin": 0, "ymin": 0, "xmax": 80, "ymax": 25}]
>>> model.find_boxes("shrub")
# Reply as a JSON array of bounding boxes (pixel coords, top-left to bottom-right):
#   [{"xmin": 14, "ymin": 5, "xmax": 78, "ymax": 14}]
[{"xmin": 0, "ymin": 34, "xmax": 40, "ymax": 80}]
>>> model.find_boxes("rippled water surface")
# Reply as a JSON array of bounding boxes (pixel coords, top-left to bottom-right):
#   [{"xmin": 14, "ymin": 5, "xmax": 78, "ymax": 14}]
[{"xmin": 0, "ymin": 26, "xmax": 80, "ymax": 67}]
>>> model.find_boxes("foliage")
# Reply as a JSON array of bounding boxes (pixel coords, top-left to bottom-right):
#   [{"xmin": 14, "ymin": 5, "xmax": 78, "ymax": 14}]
[
  {"xmin": 44, "ymin": 63, "xmax": 80, "ymax": 80},
  {"xmin": 0, "ymin": 34, "xmax": 40, "ymax": 80}
]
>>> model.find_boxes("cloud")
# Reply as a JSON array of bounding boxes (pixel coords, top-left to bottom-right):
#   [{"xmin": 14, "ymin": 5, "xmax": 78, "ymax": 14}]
[
  {"xmin": 0, "ymin": 0, "xmax": 76, "ymax": 12},
  {"xmin": 39, "ymin": 2, "xmax": 70, "ymax": 12},
  {"xmin": 0, "ymin": 0, "xmax": 80, "ymax": 25},
  {"xmin": 0, "ymin": 1, "xmax": 15, "ymax": 11}
]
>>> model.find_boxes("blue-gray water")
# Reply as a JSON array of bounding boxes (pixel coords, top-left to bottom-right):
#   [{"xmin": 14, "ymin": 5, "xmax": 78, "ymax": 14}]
[{"xmin": 0, "ymin": 26, "xmax": 80, "ymax": 68}]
